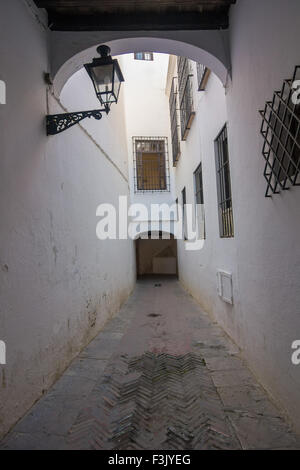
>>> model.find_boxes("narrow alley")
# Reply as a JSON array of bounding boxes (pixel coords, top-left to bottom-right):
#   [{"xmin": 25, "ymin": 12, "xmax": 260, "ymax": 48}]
[
  {"xmin": 1, "ymin": 0, "xmax": 300, "ymax": 455},
  {"xmin": 1, "ymin": 279, "xmax": 299, "ymax": 450}
]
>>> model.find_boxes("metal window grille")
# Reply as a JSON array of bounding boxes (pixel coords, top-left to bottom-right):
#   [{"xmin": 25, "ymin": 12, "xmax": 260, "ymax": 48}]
[
  {"xmin": 182, "ymin": 187, "xmax": 186, "ymax": 205},
  {"xmin": 181, "ymin": 187, "xmax": 187, "ymax": 240},
  {"xmin": 194, "ymin": 163, "xmax": 204, "ymax": 205},
  {"xmin": 177, "ymin": 57, "xmax": 195, "ymax": 140},
  {"xmin": 169, "ymin": 78, "xmax": 181, "ymax": 166},
  {"xmin": 134, "ymin": 52, "xmax": 154, "ymax": 61},
  {"xmin": 215, "ymin": 125, "xmax": 234, "ymax": 238},
  {"xmin": 194, "ymin": 163, "xmax": 206, "ymax": 239},
  {"xmin": 196, "ymin": 63, "xmax": 211, "ymax": 91},
  {"xmin": 259, "ymin": 65, "xmax": 300, "ymax": 197},
  {"xmin": 133, "ymin": 137, "xmax": 170, "ymax": 192}
]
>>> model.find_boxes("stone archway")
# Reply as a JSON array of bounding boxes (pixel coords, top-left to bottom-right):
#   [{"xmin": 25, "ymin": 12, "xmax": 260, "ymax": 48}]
[{"xmin": 50, "ymin": 33, "xmax": 231, "ymax": 96}]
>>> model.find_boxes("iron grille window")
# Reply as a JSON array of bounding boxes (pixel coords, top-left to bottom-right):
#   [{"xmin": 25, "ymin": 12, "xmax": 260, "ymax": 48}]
[
  {"xmin": 133, "ymin": 137, "xmax": 170, "ymax": 192},
  {"xmin": 194, "ymin": 163, "xmax": 206, "ymax": 239},
  {"xmin": 182, "ymin": 187, "xmax": 186, "ymax": 206},
  {"xmin": 134, "ymin": 52, "xmax": 154, "ymax": 61},
  {"xmin": 215, "ymin": 125, "xmax": 234, "ymax": 238},
  {"xmin": 177, "ymin": 57, "xmax": 195, "ymax": 140},
  {"xmin": 182, "ymin": 187, "xmax": 187, "ymax": 240},
  {"xmin": 196, "ymin": 63, "xmax": 211, "ymax": 91},
  {"xmin": 260, "ymin": 65, "xmax": 300, "ymax": 197},
  {"xmin": 169, "ymin": 78, "xmax": 181, "ymax": 166}
]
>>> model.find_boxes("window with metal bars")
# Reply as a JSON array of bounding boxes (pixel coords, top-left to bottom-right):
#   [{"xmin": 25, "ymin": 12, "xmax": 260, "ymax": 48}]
[
  {"xmin": 196, "ymin": 63, "xmax": 211, "ymax": 91},
  {"xmin": 169, "ymin": 78, "xmax": 181, "ymax": 166},
  {"xmin": 215, "ymin": 125, "xmax": 234, "ymax": 238},
  {"xmin": 177, "ymin": 57, "xmax": 195, "ymax": 140},
  {"xmin": 194, "ymin": 163, "xmax": 206, "ymax": 239},
  {"xmin": 259, "ymin": 65, "xmax": 300, "ymax": 197},
  {"xmin": 134, "ymin": 52, "xmax": 153, "ymax": 61},
  {"xmin": 181, "ymin": 187, "xmax": 187, "ymax": 240},
  {"xmin": 133, "ymin": 137, "xmax": 170, "ymax": 192}
]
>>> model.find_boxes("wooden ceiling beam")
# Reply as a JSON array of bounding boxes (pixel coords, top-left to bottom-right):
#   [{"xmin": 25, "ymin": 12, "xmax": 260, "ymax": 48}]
[
  {"xmin": 34, "ymin": 0, "xmax": 236, "ymax": 31},
  {"xmin": 35, "ymin": 0, "xmax": 235, "ymax": 7},
  {"xmin": 46, "ymin": 10, "xmax": 230, "ymax": 31}
]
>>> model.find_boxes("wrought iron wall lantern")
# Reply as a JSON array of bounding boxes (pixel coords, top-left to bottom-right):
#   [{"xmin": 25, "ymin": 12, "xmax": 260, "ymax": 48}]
[{"xmin": 46, "ymin": 45, "xmax": 124, "ymax": 136}]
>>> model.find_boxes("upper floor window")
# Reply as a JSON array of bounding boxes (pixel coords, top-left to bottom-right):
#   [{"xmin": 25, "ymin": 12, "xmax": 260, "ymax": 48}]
[
  {"xmin": 133, "ymin": 137, "xmax": 170, "ymax": 192},
  {"xmin": 134, "ymin": 52, "xmax": 154, "ymax": 61},
  {"xmin": 177, "ymin": 57, "xmax": 195, "ymax": 141},
  {"xmin": 194, "ymin": 163, "xmax": 206, "ymax": 239},
  {"xmin": 169, "ymin": 78, "xmax": 181, "ymax": 166},
  {"xmin": 181, "ymin": 187, "xmax": 187, "ymax": 240},
  {"xmin": 196, "ymin": 63, "xmax": 211, "ymax": 91},
  {"xmin": 215, "ymin": 125, "xmax": 234, "ymax": 238}
]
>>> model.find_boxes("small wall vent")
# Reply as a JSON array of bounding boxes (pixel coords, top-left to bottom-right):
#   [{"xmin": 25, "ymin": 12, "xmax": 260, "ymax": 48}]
[{"xmin": 217, "ymin": 270, "xmax": 233, "ymax": 305}]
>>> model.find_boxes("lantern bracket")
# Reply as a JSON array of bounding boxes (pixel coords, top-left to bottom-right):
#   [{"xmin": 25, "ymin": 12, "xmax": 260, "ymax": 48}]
[
  {"xmin": 46, "ymin": 107, "xmax": 109, "ymax": 136},
  {"xmin": 46, "ymin": 44, "xmax": 123, "ymax": 136}
]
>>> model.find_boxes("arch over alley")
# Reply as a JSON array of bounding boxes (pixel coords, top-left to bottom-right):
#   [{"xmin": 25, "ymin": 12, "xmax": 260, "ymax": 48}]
[{"xmin": 52, "ymin": 35, "xmax": 231, "ymax": 96}]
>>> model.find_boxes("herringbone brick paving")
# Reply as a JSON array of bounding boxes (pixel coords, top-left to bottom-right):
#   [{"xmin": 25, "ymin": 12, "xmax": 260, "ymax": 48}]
[
  {"xmin": 1, "ymin": 278, "xmax": 300, "ymax": 450},
  {"xmin": 67, "ymin": 352, "xmax": 241, "ymax": 449}
]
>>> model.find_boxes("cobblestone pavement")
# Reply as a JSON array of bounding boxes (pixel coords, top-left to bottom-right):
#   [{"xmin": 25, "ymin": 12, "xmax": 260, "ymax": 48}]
[{"xmin": 1, "ymin": 278, "xmax": 300, "ymax": 450}]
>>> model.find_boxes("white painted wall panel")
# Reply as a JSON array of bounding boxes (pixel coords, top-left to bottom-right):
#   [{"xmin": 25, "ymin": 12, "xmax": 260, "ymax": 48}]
[{"xmin": 0, "ymin": 0, "xmax": 135, "ymax": 438}]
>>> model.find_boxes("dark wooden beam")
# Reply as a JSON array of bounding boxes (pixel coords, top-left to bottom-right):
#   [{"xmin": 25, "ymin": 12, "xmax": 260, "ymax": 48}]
[
  {"xmin": 35, "ymin": 0, "xmax": 235, "ymax": 8},
  {"xmin": 46, "ymin": 10, "xmax": 230, "ymax": 31}
]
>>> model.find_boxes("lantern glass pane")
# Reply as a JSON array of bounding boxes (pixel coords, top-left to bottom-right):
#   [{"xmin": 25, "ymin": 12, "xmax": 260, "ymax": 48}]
[
  {"xmin": 114, "ymin": 67, "xmax": 122, "ymax": 102},
  {"xmin": 90, "ymin": 63, "xmax": 114, "ymax": 103}
]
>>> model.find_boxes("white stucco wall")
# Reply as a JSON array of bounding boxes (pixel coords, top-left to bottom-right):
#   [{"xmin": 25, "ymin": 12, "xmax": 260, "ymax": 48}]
[
  {"xmin": 166, "ymin": 57, "xmax": 240, "ymax": 358},
  {"xmin": 121, "ymin": 53, "xmax": 176, "ymax": 231},
  {"xmin": 172, "ymin": 62, "xmax": 236, "ymax": 319},
  {"xmin": 0, "ymin": 0, "xmax": 135, "ymax": 438},
  {"xmin": 1, "ymin": 0, "xmax": 300, "ymax": 439},
  {"xmin": 224, "ymin": 0, "xmax": 300, "ymax": 431},
  {"xmin": 172, "ymin": 0, "xmax": 300, "ymax": 433}
]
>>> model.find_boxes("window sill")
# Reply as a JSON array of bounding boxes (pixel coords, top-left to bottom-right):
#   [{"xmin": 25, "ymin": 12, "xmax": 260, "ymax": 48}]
[{"xmin": 181, "ymin": 112, "xmax": 195, "ymax": 141}]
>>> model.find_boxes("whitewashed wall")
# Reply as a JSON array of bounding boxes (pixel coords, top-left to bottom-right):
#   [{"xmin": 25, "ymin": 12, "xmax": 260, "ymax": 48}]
[
  {"xmin": 1, "ymin": 0, "xmax": 300, "ymax": 439},
  {"xmin": 171, "ymin": 0, "xmax": 300, "ymax": 433},
  {"xmin": 0, "ymin": 0, "xmax": 135, "ymax": 438},
  {"xmin": 121, "ymin": 53, "xmax": 176, "ymax": 236},
  {"xmin": 168, "ymin": 60, "xmax": 236, "ymax": 320},
  {"xmin": 225, "ymin": 0, "xmax": 300, "ymax": 432}
]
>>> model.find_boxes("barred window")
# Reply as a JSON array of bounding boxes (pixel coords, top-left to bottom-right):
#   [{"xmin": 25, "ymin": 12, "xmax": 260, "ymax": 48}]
[
  {"xmin": 133, "ymin": 137, "xmax": 170, "ymax": 192},
  {"xmin": 169, "ymin": 78, "xmax": 180, "ymax": 166},
  {"xmin": 177, "ymin": 57, "xmax": 195, "ymax": 140},
  {"xmin": 260, "ymin": 65, "xmax": 300, "ymax": 197},
  {"xmin": 194, "ymin": 163, "xmax": 205, "ymax": 239},
  {"xmin": 215, "ymin": 125, "xmax": 234, "ymax": 238},
  {"xmin": 181, "ymin": 187, "xmax": 187, "ymax": 240},
  {"xmin": 134, "ymin": 52, "xmax": 153, "ymax": 61},
  {"xmin": 196, "ymin": 63, "xmax": 211, "ymax": 91}
]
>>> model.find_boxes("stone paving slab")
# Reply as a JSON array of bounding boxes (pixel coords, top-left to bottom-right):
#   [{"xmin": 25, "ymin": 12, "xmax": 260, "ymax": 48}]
[
  {"xmin": 218, "ymin": 384, "xmax": 280, "ymax": 415},
  {"xmin": 211, "ymin": 369, "xmax": 258, "ymax": 388},
  {"xmin": 226, "ymin": 410, "xmax": 300, "ymax": 450},
  {"xmin": 1, "ymin": 278, "xmax": 299, "ymax": 450},
  {"xmin": 0, "ymin": 432, "xmax": 67, "ymax": 450},
  {"xmin": 65, "ymin": 358, "xmax": 108, "ymax": 381},
  {"xmin": 205, "ymin": 356, "xmax": 245, "ymax": 371},
  {"xmin": 5, "ymin": 393, "xmax": 87, "ymax": 437}
]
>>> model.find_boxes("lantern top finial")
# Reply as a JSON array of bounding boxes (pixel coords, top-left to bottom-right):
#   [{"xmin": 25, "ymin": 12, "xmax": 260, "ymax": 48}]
[{"xmin": 97, "ymin": 45, "xmax": 111, "ymax": 58}]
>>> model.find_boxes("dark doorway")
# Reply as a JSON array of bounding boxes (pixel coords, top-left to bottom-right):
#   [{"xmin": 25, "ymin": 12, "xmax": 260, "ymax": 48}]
[{"xmin": 136, "ymin": 232, "xmax": 178, "ymax": 279}]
